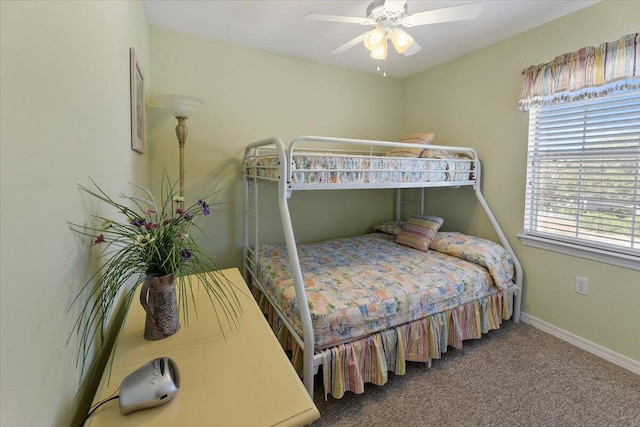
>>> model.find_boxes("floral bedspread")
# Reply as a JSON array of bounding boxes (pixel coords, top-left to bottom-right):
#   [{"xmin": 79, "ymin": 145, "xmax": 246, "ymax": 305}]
[
  {"xmin": 247, "ymin": 152, "xmax": 472, "ymax": 184},
  {"xmin": 255, "ymin": 233, "xmax": 515, "ymax": 350},
  {"xmin": 430, "ymin": 232, "xmax": 515, "ymax": 290}
]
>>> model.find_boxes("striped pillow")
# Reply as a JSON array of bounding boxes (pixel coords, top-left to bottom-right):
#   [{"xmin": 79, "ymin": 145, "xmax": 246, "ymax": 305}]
[
  {"xmin": 401, "ymin": 132, "xmax": 435, "ymax": 145},
  {"xmin": 386, "ymin": 132, "xmax": 435, "ymax": 158},
  {"xmin": 395, "ymin": 215, "xmax": 444, "ymax": 251}
]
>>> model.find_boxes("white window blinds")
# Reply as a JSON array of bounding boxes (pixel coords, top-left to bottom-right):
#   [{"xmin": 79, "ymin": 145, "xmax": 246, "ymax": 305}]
[{"xmin": 523, "ymin": 89, "xmax": 640, "ymax": 257}]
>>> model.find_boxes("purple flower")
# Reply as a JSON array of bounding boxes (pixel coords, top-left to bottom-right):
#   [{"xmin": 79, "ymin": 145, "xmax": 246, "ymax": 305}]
[
  {"xmin": 130, "ymin": 218, "xmax": 145, "ymax": 227},
  {"xmin": 176, "ymin": 208, "xmax": 184, "ymax": 215},
  {"xmin": 198, "ymin": 199, "xmax": 210, "ymax": 216},
  {"xmin": 94, "ymin": 234, "xmax": 104, "ymax": 244},
  {"xmin": 183, "ymin": 212, "xmax": 193, "ymax": 221},
  {"xmin": 144, "ymin": 222, "xmax": 158, "ymax": 230},
  {"xmin": 180, "ymin": 248, "xmax": 192, "ymax": 262}
]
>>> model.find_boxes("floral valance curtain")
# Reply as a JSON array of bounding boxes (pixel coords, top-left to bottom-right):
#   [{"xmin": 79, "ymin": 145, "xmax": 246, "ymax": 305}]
[{"xmin": 519, "ymin": 33, "xmax": 640, "ymax": 111}]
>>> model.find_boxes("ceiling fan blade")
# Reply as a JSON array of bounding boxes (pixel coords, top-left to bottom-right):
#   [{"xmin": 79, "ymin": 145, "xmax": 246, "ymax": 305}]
[
  {"xmin": 383, "ymin": 0, "xmax": 407, "ymax": 13},
  {"xmin": 403, "ymin": 40, "xmax": 421, "ymax": 56},
  {"xmin": 305, "ymin": 13, "xmax": 374, "ymax": 25},
  {"xmin": 402, "ymin": 2, "xmax": 483, "ymax": 27},
  {"xmin": 332, "ymin": 33, "xmax": 366, "ymax": 54}
]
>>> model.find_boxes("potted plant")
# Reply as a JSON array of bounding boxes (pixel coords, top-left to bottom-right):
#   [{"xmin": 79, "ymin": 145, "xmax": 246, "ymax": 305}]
[{"xmin": 69, "ymin": 172, "xmax": 240, "ymax": 374}]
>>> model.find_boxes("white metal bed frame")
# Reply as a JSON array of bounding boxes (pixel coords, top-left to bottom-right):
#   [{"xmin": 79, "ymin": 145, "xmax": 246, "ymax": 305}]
[{"xmin": 242, "ymin": 135, "xmax": 523, "ymax": 397}]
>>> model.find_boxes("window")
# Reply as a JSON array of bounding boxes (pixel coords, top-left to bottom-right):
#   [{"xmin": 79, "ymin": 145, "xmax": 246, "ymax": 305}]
[{"xmin": 521, "ymin": 86, "xmax": 640, "ymax": 269}]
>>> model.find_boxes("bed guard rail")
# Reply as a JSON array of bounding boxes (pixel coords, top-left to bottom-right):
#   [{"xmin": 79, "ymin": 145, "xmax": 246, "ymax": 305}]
[{"xmin": 245, "ymin": 135, "xmax": 479, "ymax": 196}]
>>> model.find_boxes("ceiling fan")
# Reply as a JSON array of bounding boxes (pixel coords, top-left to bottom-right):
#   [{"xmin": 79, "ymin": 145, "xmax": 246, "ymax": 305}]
[{"xmin": 306, "ymin": 1, "xmax": 483, "ymax": 61}]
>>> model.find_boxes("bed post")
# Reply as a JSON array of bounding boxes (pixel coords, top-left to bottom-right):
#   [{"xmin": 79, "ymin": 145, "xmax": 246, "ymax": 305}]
[
  {"xmin": 243, "ymin": 137, "xmax": 316, "ymax": 397},
  {"xmin": 276, "ymin": 138, "xmax": 316, "ymax": 397},
  {"xmin": 242, "ymin": 146, "xmax": 255, "ymax": 283},
  {"xmin": 472, "ymin": 156, "xmax": 523, "ymax": 322},
  {"xmin": 242, "ymin": 151, "xmax": 250, "ymax": 283}
]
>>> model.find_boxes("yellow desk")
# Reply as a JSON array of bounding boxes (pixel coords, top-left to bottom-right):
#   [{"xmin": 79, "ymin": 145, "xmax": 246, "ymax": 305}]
[{"xmin": 86, "ymin": 268, "xmax": 319, "ymax": 427}]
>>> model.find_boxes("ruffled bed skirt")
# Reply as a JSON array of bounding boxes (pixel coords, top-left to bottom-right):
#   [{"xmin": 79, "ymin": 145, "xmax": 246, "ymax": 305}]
[{"xmin": 250, "ymin": 283, "xmax": 514, "ymax": 399}]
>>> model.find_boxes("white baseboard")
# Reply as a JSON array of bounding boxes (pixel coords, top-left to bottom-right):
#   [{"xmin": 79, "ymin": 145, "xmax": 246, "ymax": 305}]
[{"xmin": 520, "ymin": 312, "xmax": 640, "ymax": 376}]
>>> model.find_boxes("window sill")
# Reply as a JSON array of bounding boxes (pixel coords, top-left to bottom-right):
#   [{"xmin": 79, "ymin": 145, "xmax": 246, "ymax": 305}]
[{"xmin": 517, "ymin": 234, "xmax": 640, "ymax": 271}]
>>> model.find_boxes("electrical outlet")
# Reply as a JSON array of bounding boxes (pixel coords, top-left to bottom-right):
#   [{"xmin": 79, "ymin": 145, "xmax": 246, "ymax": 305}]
[{"xmin": 575, "ymin": 276, "xmax": 588, "ymax": 295}]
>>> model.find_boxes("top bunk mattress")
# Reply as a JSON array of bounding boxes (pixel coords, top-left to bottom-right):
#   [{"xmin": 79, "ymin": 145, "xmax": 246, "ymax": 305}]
[
  {"xmin": 246, "ymin": 151, "xmax": 474, "ymax": 185},
  {"xmin": 253, "ymin": 232, "xmax": 515, "ymax": 351}
]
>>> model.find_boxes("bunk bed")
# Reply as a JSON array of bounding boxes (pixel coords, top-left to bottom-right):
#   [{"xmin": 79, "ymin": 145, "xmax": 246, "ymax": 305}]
[{"xmin": 242, "ymin": 135, "xmax": 523, "ymax": 399}]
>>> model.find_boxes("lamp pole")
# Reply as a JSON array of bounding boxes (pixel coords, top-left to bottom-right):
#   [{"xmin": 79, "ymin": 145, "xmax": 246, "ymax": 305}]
[
  {"xmin": 174, "ymin": 117, "xmax": 189, "ymax": 199},
  {"xmin": 155, "ymin": 95, "xmax": 204, "ymax": 202}
]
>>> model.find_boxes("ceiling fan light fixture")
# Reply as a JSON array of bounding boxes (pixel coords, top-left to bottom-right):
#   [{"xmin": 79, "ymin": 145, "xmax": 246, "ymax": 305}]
[
  {"xmin": 308, "ymin": 1, "xmax": 483, "ymax": 73},
  {"xmin": 390, "ymin": 28, "xmax": 413, "ymax": 53},
  {"xmin": 363, "ymin": 27, "xmax": 386, "ymax": 51},
  {"xmin": 370, "ymin": 39, "xmax": 388, "ymax": 60}
]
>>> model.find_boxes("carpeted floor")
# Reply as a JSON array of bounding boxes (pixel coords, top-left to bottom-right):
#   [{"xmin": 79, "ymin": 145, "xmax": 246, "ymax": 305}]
[{"xmin": 309, "ymin": 321, "xmax": 640, "ymax": 427}]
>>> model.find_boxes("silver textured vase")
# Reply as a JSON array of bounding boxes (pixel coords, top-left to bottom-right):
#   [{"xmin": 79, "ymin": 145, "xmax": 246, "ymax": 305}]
[{"xmin": 140, "ymin": 273, "xmax": 180, "ymax": 340}]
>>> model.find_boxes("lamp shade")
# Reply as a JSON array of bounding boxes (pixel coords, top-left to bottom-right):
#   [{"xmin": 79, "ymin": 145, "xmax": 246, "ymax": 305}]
[
  {"xmin": 370, "ymin": 40, "xmax": 388, "ymax": 60},
  {"xmin": 156, "ymin": 95, "xmax": 204, "ymax": 118},
  {"xmin": 390, "ymin": 28, "xmax": 413, "ymax": 54},
  {"xmin": 363, "ymin": 27, "xmax": 386, "ymax": 51}
]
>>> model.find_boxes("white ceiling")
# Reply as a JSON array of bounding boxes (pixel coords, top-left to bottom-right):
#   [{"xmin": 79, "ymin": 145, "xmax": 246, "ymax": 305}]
[{"xmin": 144, "ymin": 0, "xmax": 599, "ymax": 79}]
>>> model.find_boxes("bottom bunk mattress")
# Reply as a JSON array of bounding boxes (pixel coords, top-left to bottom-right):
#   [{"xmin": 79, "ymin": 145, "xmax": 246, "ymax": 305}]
[{"xmin": 254, "ymin": 232, "xmax": 516, "ymax": 352}]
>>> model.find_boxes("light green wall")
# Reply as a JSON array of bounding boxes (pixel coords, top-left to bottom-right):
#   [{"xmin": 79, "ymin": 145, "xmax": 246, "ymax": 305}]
[
  {"xmin": 148, "ymin": 26, "xmax": 404, "ymax": 268},
  {"xmin": 1, "ymin": 2, "xmax": 638, "ymax": 427},
  {"xmin": 402, "ymin": 0, "xmax": 640, "ymax": 362},
  {"xmin": 0, "ymin": 1, "xmax": 149, "ymax": 427}
]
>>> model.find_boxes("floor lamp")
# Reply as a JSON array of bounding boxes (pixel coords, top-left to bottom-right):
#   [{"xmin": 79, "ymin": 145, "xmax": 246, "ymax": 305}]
[{"xmin": 156, "ymin": 95, "xmax": 204, "ymax": 200}]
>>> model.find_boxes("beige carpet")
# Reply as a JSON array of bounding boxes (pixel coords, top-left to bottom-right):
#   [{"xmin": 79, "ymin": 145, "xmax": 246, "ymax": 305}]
[{"xmin": 310, "ymin": 321, "xmax": 640, "ymax": 427}]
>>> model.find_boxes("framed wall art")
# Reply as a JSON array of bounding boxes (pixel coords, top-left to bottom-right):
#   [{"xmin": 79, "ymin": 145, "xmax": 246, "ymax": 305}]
[{"xmin": 130, "ymin": 47, "xmax": 146, "ymax": 154}]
